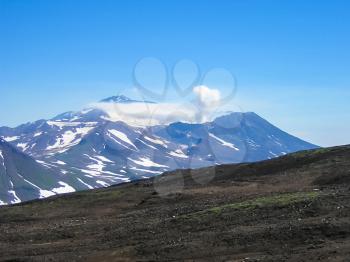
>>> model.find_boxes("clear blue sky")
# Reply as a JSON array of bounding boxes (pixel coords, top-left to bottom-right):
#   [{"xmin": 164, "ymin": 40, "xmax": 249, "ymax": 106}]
[{"xmin": 1, "ymin": 0, "xmax": 349, "ymax": 147}]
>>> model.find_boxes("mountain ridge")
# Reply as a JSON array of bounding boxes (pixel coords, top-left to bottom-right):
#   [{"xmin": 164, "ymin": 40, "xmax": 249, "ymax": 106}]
[{"xmin": 0, "ymin": 95, "xmax": 319, "ymax": 204}]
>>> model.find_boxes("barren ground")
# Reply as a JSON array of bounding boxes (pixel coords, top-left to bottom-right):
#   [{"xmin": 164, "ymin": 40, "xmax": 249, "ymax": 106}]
[{"xmin": 1, "ymin": 146, "xmax": 350, "ymax": 261}]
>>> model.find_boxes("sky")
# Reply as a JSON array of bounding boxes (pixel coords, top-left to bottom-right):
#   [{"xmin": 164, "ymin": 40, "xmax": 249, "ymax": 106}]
[{"xmin": 1, "ymin": 0, "xmax": 350, "ymax": 147}]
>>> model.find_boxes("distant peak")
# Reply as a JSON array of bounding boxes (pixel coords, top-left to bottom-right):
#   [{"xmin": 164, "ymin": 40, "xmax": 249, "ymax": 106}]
[
  {"xmin": 100, "ymin": 95, "xmax": 133, "ymax": 103},
  {"xmin": 99, "ymin": 95, "xmax": 155, "ymax": 104}
]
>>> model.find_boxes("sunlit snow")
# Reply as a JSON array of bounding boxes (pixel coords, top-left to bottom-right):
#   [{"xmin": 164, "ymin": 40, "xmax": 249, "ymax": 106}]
[
  {"xmin": 77, "ymin": 178, "xmax": 94, "ymax": 189},
  {"xmin": 128, "ymin": 157, "xmax": 168, "ymax": 168},
  {"xmin": 3, "ymin": 136, "xmax": 20, "ymax": 142},
  {"xmin": 108, "ymin": 129, "xmax": 137, "ymax": 149},
  {"xmin": 51, "ymin": 181, "xmax": 76, "ymax": 194},
  {"xmin": 8, "ymin": 190, "xmax": 21, "ymax": 204},
  {"xmin": 144, "ymin": 136, "xmax": 168, "ymax": 148},
  {"xmin": 168, "ymin": 149, "xmax": 188, "ymax": 158},
  {"xmin": 209, "ymin": 133, "xmax": 239, "ymax": 151},
  {"xmin": 46, "ymin": 126, "xmax": 95, "ymax": 151}
]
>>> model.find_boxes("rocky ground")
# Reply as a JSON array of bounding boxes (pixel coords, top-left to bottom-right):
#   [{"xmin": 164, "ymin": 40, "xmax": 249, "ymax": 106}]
[{"xmin": 0, "ymin": 145, "xmax": 350, "ymax": 261}]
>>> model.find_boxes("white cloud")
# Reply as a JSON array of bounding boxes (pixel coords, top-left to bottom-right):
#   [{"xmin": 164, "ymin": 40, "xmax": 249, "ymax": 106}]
[
  {"xmin": 90, "ymin": 102, "xmax": 196, "ymax": 126},
  {"xmin": 193, "ymin": 85, "xmax": 221, "ymax": 108},
  {"xmin": 90, "ymin": 86, "xmax": 223, "ymax": 126},
  {"xmin": 192, "ymin": 85, "xmax": 222, "ymax": 122}
]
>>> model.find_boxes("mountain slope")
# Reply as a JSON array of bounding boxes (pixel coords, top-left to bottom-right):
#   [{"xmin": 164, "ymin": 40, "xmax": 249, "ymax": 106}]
[
  {"xmin": 38, "ymin": 112, "xmax": 317, "ymax": 182},
  {"xmin": 0, "ymin": 138, "xmax": 73, "ymax": 204},
  {"xmin": 0, "ymin": 139, "xmax": 121, "ymax": 205},
  {"xmin": 0, "ymin": 145, "xmax": 349, "ymax": 260},
  {"xmin": 0, "ymin": 96, "xmax": 318, "ymax": 204}
]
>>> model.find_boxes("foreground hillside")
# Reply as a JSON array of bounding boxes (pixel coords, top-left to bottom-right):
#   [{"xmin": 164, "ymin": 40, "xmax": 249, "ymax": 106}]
[{"xmin": 0, "ymin": 145, "xmax": 350, "ymax": 261}]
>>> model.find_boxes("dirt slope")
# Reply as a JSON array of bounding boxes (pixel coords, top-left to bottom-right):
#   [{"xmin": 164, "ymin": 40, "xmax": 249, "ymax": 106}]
[{"xmin": 1, "ymin": 145, "xmax": 350, "ymax": 261}]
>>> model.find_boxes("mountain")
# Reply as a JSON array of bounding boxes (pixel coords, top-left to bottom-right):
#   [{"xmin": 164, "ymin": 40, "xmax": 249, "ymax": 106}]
[
  {"xmin": 0, "ymin": 137, "xmax": 132, "ymax": 205},
  {"xmin": 99, "ymin": 95, "xmax": 155, "ymax": 104},
  {"xmin": 0, "ymin": 95, "xmax": 318, "ymax": 204},
  {"xmin": 50, "ymin": 94, "xmax": 155, "ymax": 122},
  {"xmin": 0, "ymin": 138, "xmax": 81, "ymax": 204},
  {"xmin": 1, "ymin": 145, "xmax": 349, "ymax": 260}
]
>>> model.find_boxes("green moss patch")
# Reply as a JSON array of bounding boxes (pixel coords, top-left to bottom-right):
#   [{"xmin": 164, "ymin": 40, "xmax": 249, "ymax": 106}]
[
  {"xmin": 181, "ymin": 191, "xmax": 320, "ymax": 219},
  {"xmin": 291, "ymin": 148, "xmax": 330, "ymax": 158}
]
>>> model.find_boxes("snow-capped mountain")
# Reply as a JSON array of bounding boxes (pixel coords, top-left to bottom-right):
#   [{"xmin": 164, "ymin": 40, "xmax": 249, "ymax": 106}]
[
  {"xmin": 99, "ymin": 95, "xmax": 155, "ymax": 104},
  {"xmin": 0, "ymin": 138, "xmax": 77, "ymax": 204},
  {"xmin": 0, "ymin": 95, "xmax": 318, "ymax": 204},
  {"xmin": 0, "ymin": 136, "xmax": 132, "ymax": 205}
]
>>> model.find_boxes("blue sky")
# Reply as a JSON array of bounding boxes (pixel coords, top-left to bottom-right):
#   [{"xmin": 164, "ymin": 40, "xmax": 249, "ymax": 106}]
[{"xmin": 1, "ymin": 0, "xmax": 350, "ymax": 147}]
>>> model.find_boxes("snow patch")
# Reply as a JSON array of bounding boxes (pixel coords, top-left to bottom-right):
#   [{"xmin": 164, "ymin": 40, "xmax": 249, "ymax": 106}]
[
  {"xmin": 209, "ymin": 133, "xmax": 239, "ymax": 151},
  {"xmin": 16, "ymin": 173, "xmax": 56, "ymax": 198},
  {"xmin": 87, "ymin": 163, "xmax": 104, "ymax": 172},
  {"xmin": 108, "ymin": 129, "xmax": 137, "ymax": 149},
  {"xmin": 33, "ymin": 132, "xmax": 43, "ymax": 137},
  {"xmin": 128, "ymin": 157, "xmax": 169, "ymax": 168},
  {"xmin": 96, "ymin": 180, "xmax": 110, "ymax": 187},
  {"xmin": 3, "ymin": 136, "xmax": 20, "ymax": 142},
  {"xmin": 17, "ymin": 143, "xmax": 29, "ymax": 151},
  {"xmin": 136, "ymin": 138, "xmax": 157, "ymax": 150},
  {"xmin": 144, "ymin": 136, "xmax": 168, "ymax": 147},
  {"xmin": 46, "ymin": 126, "xmax": 95, "ymax": 151},
  {"xmin": 77, "ymin": 178, "xmax": 94, "ymax": 189},
  {"xmin": 36, "ymin": 160, "xmax": 56, "ymax": 169},
  {"xmin": 85, "ymin": 155, "xmax": 105, "ymax": 172},
  {"xmin": 95, "ymin": 155, "xmax": 114, "ymax": 163},
  {"xmin": 269, "ymin": 151, "xmax": 279, "ymax": 157},
  {"xmin": 8, "ymin": 190, "xmax": 21, "ymax": 204},
  {"xmin": 246, "ymin": 138, "xmax": 260, "ymax": 148},
  {"xmin": 51, "ymin": 182, "xmax": 76, "ymax": 194},
  {"xmin": 39, "ymin": 190, "xmax": 56, "ymax": 198},
  {"xmin": 168, "ymin": 149, "xmax": 188, "ymax": 159},
  {"xmin": 46, "ymin": 121, "xmax": 97, "ymax": 128},
  {"xmin": 78, "ymin": 168, "xmax": 101, "ymax": 176},
  {"xmin": 53, "ymin": 160, "xmax": 66, "ymax": 165}
]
